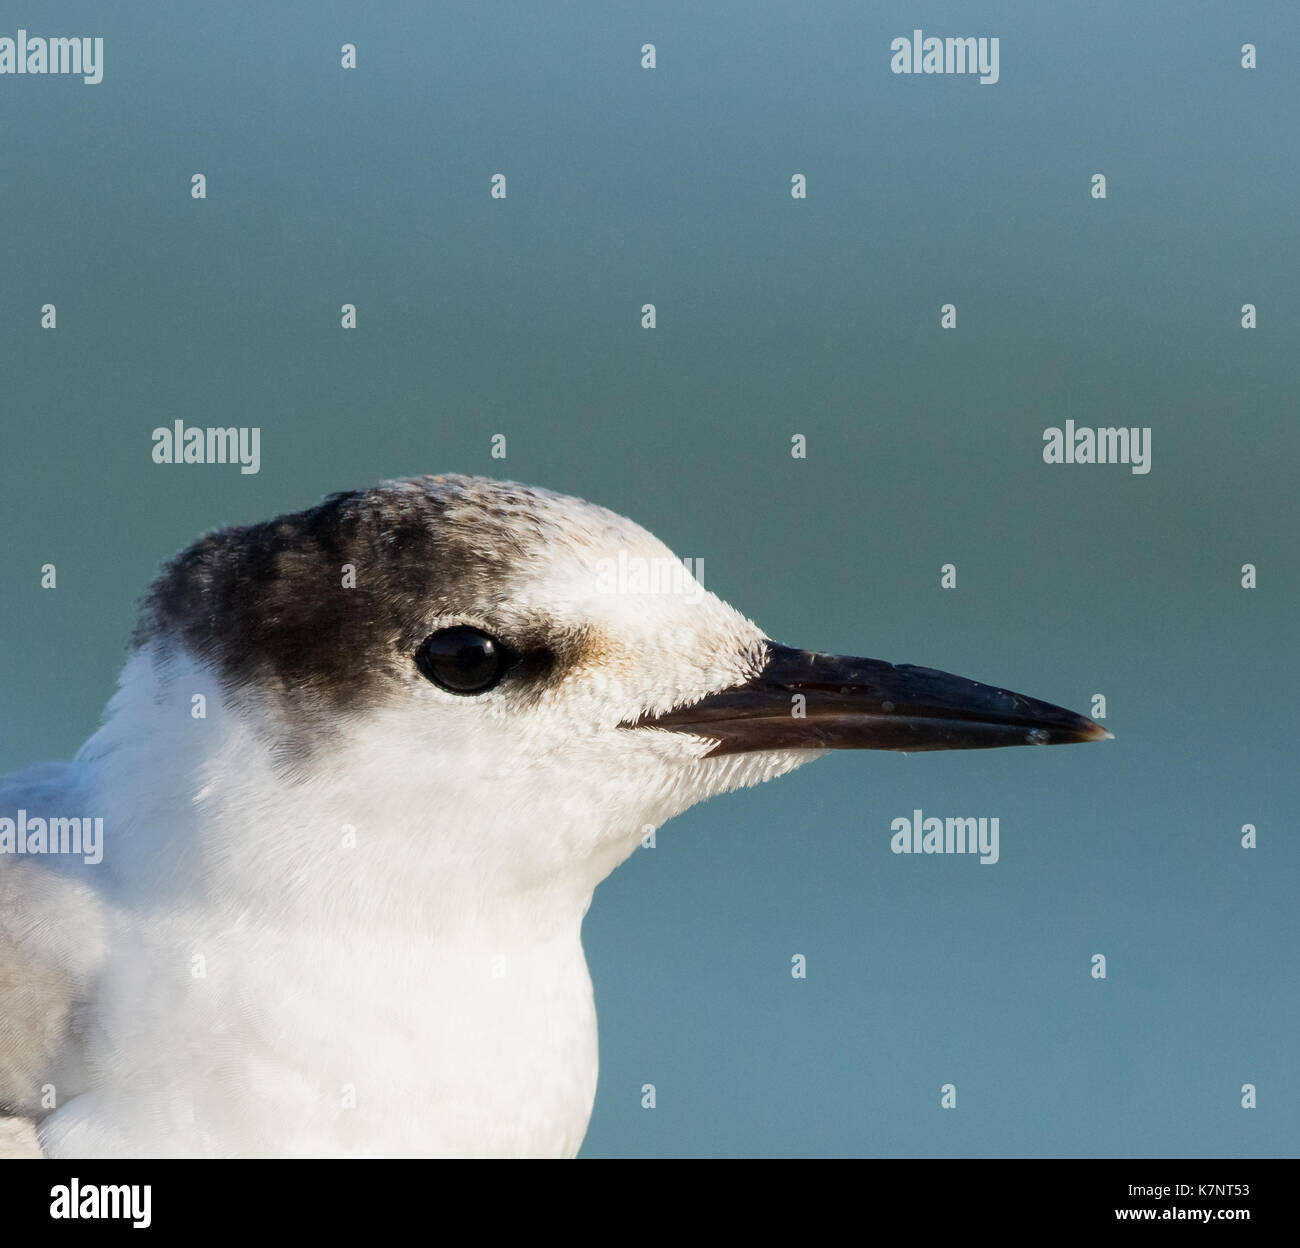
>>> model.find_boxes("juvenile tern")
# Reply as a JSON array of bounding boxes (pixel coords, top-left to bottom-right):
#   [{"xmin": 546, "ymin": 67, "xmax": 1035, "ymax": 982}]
[{"xmin": 0, "ymin": 474, "xmax": 1108, "ymax": 1158}]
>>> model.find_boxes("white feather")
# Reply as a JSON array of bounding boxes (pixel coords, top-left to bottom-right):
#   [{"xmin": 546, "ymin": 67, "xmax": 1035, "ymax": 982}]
[{"xmin": 5, "ymin": 483, "xmax": 818, "ymax": 1157}]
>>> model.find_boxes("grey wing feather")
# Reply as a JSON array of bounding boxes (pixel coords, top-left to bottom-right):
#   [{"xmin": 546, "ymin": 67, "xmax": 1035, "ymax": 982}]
[
  {"xmin": 0, "ymin": 762, "xmax": 108, "ymax": 1131},
  {"xmin": 0, "ymin": 1116, "xmax": 42, "ymax": 1159}
]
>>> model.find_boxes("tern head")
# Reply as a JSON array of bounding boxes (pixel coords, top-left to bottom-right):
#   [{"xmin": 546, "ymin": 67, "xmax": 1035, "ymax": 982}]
[{"xmin": 123, "ymin": 474, "xmax": 1107, "ymax": 911}]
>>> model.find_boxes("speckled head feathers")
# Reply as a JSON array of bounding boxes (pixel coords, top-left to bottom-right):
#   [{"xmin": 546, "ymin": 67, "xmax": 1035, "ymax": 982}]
[{"xmin": 134, "ymin": 474, "xmax": 767, "ymax": 740}]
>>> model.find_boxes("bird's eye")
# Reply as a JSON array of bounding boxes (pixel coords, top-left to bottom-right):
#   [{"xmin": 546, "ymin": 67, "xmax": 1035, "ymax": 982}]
[{"xmin": 415, "ymin": 627, "xmax": 513, "ymax": 694}]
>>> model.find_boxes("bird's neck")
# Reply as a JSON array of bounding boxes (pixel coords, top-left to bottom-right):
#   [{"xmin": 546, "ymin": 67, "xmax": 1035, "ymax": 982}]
[
  {"xmin": 80, "ymin": 648, "xmax": 634, "ymax": 948},
  {"xmin": 57, "ymin": 651, "xmax": 608, "ymax": 1156}
]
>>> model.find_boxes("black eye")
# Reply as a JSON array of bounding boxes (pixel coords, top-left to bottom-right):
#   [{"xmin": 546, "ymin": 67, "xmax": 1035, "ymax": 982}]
[{"xmin": 415, "ymin": 627, "xmax": 512, "ymax": 695}]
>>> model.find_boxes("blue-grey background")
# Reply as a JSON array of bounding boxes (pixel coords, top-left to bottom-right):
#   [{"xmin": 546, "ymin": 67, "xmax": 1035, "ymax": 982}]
[{"xmin": 1, "ymin": 1, "xmax": 1295, "ymax": 1157}]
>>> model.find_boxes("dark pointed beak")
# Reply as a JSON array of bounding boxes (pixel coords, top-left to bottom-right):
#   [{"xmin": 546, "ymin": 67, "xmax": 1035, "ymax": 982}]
[{"xmin": 630, "ymin": 642, "xmax": 1112, "ymax": 756}]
